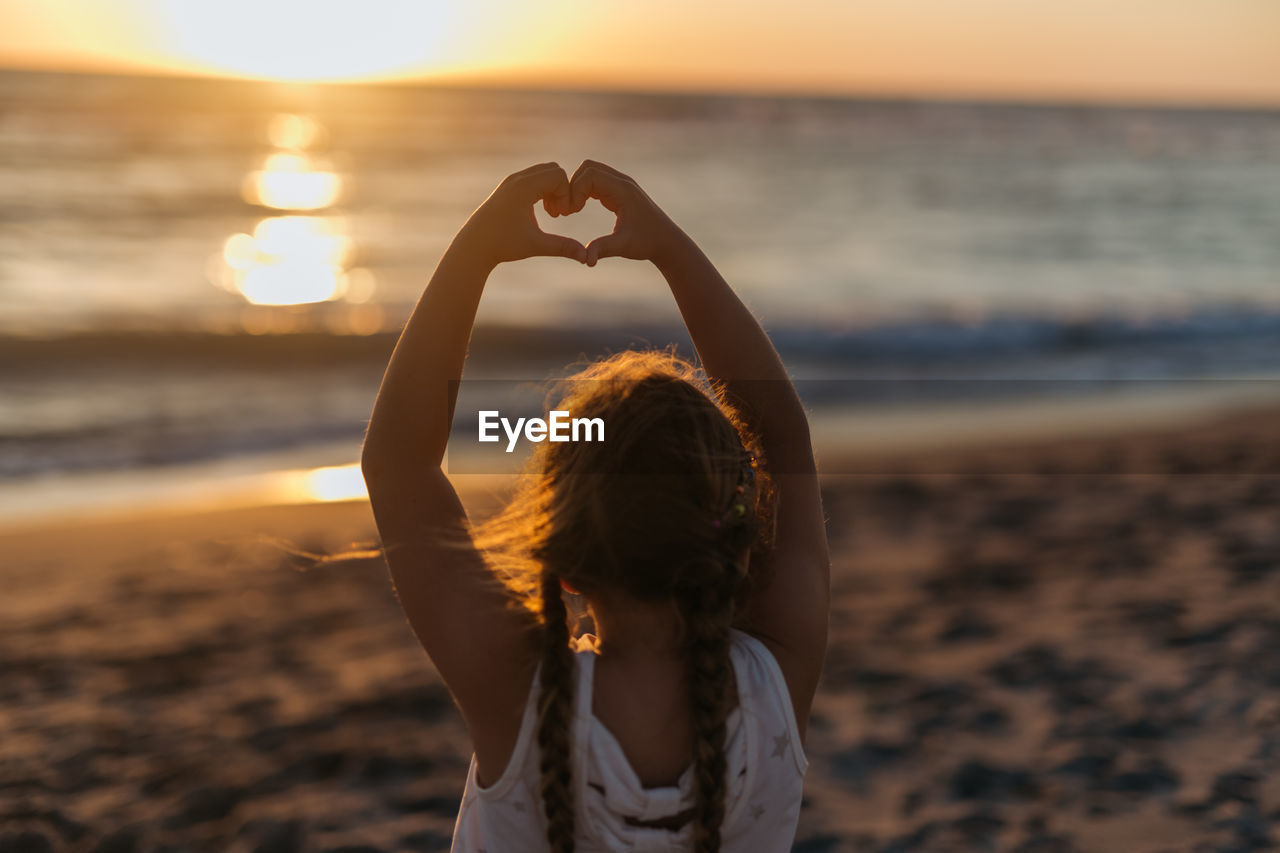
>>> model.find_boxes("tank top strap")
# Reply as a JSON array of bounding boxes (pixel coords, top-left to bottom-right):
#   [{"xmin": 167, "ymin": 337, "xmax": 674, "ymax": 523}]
[
  {"xmin": 573, "ymin": 644, "xmax": 596, "ymax": 727},
  {"xmin": 571, "ymin": 642, "xmax": 596, "ymax": 816}
]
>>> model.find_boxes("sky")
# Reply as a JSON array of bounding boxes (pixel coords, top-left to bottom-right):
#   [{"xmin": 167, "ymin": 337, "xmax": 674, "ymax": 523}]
[{"xmin": 0, "ymin": 0, "xmax": 1277, "ymax": 106}]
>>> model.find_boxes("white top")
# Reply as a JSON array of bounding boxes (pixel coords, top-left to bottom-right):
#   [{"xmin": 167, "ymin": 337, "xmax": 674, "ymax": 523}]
[{"xmin": 450, "ymin": 629, "xmax": 808, "ymax": 852}]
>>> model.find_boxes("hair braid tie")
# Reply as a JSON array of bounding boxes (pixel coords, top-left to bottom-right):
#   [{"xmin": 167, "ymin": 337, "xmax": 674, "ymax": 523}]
[{"xmin": 537, "ymin": 571, "xmax": 576, "ymax": 853}]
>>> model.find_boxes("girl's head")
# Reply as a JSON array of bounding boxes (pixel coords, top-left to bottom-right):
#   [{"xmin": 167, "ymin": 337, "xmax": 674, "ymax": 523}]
[{"xmin": 472, "ymin": 349, "xmax": 772, "ymax": 853}]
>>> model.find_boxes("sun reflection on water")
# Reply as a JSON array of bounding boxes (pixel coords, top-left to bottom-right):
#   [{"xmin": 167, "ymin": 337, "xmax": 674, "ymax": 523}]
[
  {"xmin": 243, "ymin": 153, "xmax": 342, "ymax": 211},
  {"xmin": 301, "ymin": 463, "xmax": 368, "ymax": 502},
  {"xmin": 269, "ymin": 113, "xmax": 325, "ymax": 150},
  {"xmin": 223, "ymin": 216, "xmax": 351, "ymax": 305},
  {"xmin": 213, "ymin": 113, "xmax": 376, "ymax": 317}
]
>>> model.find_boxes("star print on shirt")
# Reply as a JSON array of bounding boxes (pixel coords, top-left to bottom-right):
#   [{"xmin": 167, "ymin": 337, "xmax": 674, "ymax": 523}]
[{"xmin": 770, "ymin": 733, "xmax": 791, "ymax": 759}]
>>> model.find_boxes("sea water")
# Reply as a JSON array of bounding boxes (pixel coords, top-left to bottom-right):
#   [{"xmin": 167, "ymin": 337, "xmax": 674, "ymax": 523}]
[{"xmin": 2, "ymin": 70, "xmax": 1279, "ymax": 483}]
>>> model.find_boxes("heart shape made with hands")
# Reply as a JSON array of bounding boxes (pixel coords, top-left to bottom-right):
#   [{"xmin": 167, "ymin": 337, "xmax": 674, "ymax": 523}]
[
  {"xmin": 534, "ymin": 196, "xmax": 618, "ymax": 258},
  {"xmin": 492, "ymin": 161, "xmax": 639, "ymax": 266}
]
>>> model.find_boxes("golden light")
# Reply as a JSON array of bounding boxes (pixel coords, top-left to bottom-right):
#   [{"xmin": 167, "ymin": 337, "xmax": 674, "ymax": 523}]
[
  {"xmin": 252, "ymin": 216, "xmax": 349, "ymax": 265},
  {"xmin": 269, "ymin": 113, "xmax": 323, "ymax": 150},
  {"xmin": 153, "ymin": 1, "xmax": 463, "ymax": 83},
  {"xmin": 341, "ymin": 268, "xmax": 377, "ymax": 304},
  {"xmin": 239, "ymin": 263, "xmax": 341, "ymax": 307},
  {"xmin": 213, "ymin": 112, "xmax": 377, "ymax": 309},
  {"xmin": 222, "ymin": 233, "xmax": 259, "ymax": 271},
  {"xmin": 245, "ymin": 462, "xmax": 369, "ymax": 506},
  {"xmin": 221, "ymin": 216, "xmax": 353, "ymax": 306},
  {"xmin": 302, "ymin": 463, "xmax": 367, "ymax": 502},
  {"xmin": 243, "ymin": 152, "xmax": 342, "ymax": 211}
]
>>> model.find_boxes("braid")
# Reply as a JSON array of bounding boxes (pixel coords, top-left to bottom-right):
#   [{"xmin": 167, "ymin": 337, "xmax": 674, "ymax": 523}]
[
  {"xmin": 537, "ymin": 571, "xmax": 576, "ymax": 853},
  {"xmin": 683, "ymin": 570, "xmax": 737, "ymax": 853}
]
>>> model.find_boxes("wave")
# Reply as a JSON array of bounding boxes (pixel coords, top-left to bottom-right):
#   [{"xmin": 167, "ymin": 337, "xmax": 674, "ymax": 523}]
[
  {"xmin": 5, "ymin": 307, "xmax": 1280, "ymax": 386},
  {"xmin": 7, "ymin": 306, "xmax": 1280, "ymax": 373}
]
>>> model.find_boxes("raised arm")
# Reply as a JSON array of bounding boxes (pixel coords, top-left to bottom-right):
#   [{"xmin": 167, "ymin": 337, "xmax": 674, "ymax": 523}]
[
  {"xmin": 567, "ymin": 160, "xmax": 830, "ymax": 735},
  {"xmin": 361, "ymin": 164, "xmax": 586, "ymax": 781}
]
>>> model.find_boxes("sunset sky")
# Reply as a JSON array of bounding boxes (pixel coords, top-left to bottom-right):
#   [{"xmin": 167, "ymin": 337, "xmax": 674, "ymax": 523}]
[{"xmin": 1, "ymin": 0, "xmax": 1277, "ymax": 105}]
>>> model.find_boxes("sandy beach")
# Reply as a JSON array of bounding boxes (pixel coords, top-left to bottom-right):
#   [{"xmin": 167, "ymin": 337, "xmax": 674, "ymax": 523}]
[{"xmin": 3, "ymin": 406, "xmax": 1280, "ymax": 852}]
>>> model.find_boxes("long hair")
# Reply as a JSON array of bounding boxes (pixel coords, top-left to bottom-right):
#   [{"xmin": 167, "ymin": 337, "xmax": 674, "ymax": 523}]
[{"xmin": 471, "ymin": 349, "xmax": 772, "ymax": 852}]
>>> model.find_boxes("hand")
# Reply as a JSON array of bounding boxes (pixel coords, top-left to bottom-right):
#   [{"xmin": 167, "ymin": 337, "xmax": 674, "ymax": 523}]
[
  {"xmin": 566, "ymin": 160, "xmax": 682, "ymax": 267},
  {"xmin": 456, "ymin": 163, "xmax": 588, "ymax": 268}
]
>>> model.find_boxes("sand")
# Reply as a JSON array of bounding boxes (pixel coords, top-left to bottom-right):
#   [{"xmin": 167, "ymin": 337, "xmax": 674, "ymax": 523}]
[{"xmin": 2, "ymin": 408, "xmax": 1280, "ymax": 852}]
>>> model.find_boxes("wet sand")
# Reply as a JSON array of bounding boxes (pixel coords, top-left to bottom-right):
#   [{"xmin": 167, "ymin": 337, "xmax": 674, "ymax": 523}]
[{"xmin": 2, "ymin": 408, "xmax": 1280, "ymax": 852}]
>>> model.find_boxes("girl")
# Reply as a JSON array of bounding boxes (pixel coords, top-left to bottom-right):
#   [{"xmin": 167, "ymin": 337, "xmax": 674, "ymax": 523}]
[{"xmin": 361, "ymin": 161, "xmax": 829, "ymax": 852}]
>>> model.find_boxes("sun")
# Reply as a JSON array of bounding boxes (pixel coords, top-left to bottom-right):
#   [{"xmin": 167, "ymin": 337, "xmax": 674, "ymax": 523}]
[{"xmin": 152, "ymin": 1, "xmax": 464, "ymax": 82}]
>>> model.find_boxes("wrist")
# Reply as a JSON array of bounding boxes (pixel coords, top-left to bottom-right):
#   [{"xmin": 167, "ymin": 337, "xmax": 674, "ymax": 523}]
[
  {"xmin": 649, "ymin": 222, "xmax": 696, "ymax": 274},
  {"xmin": 447, "ymin": 225, "xmax": 502, "ymax": 277}
]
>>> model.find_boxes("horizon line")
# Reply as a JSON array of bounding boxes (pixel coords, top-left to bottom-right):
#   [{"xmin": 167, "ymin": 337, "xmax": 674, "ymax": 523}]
[{"xmin": 3, "ymin": 61, "xmax": 1279, "ymax": 114}]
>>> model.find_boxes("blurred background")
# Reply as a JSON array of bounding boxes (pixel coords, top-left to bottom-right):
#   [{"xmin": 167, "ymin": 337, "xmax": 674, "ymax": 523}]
[{"xmin": 2, "ymin": 0, "xmax": 1279, "ymax": 514}]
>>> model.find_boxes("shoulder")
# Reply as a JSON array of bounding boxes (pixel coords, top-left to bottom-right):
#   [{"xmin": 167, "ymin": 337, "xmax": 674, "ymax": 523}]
[
  {"xmin": 729, "ymin": 630, "xmax": 809, "ymax": 772},
  {"xmin": 729, "ymin": 629, "xmax": 792, "ymax": 703}
]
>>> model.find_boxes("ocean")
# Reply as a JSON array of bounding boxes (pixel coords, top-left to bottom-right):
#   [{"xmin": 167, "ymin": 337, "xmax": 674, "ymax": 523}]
[{"xmin": 2, "ymin": 70, "xmax": 1279, "ymax": 490}]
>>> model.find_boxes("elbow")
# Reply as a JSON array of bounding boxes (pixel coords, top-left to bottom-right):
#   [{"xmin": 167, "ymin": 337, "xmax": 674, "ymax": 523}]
[
  {"xmin": 360, "ymin": 441, "xmax": 406, "ymax": 509},
  {"xmin": 360, "ymin": 430, "xmax": 440, "ymax": 494},
  {"xmin": 360, "ymin": 434, "xmax": 389, "ymax": 490}
]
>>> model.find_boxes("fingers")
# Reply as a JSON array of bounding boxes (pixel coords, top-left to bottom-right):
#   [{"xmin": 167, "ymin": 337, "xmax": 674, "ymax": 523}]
[
  {"xmin": 571, "ymin": 159, "xmax": 631, "ymax": 183},
  {"xmin": 534, "ymin": 232, "xmax": 588, "ymax": 264},
  {"xmin": 584, "ymin": 232, "xmax": 625, "ymax": 267},
  {"xmin": 497, "ymin": 160, "xmax": 638, "ymax": 264},
  {"xmin": 569, "ymin": 160, "xmax": 631, "ymax": 213},
  {"xmin": 509, "ymin": 162, "xmax": 572, "ymax": 215},
  {"xmin": 567, "ymin": 161, "xmax": 593, "ymax": 213},
  {"xmin": 506, "ymin": 160, "xmax": 634, "ymax": 216},
  {"xmin": 509, "ymin": 161, "xmax": 558, "ymax": 180}
]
